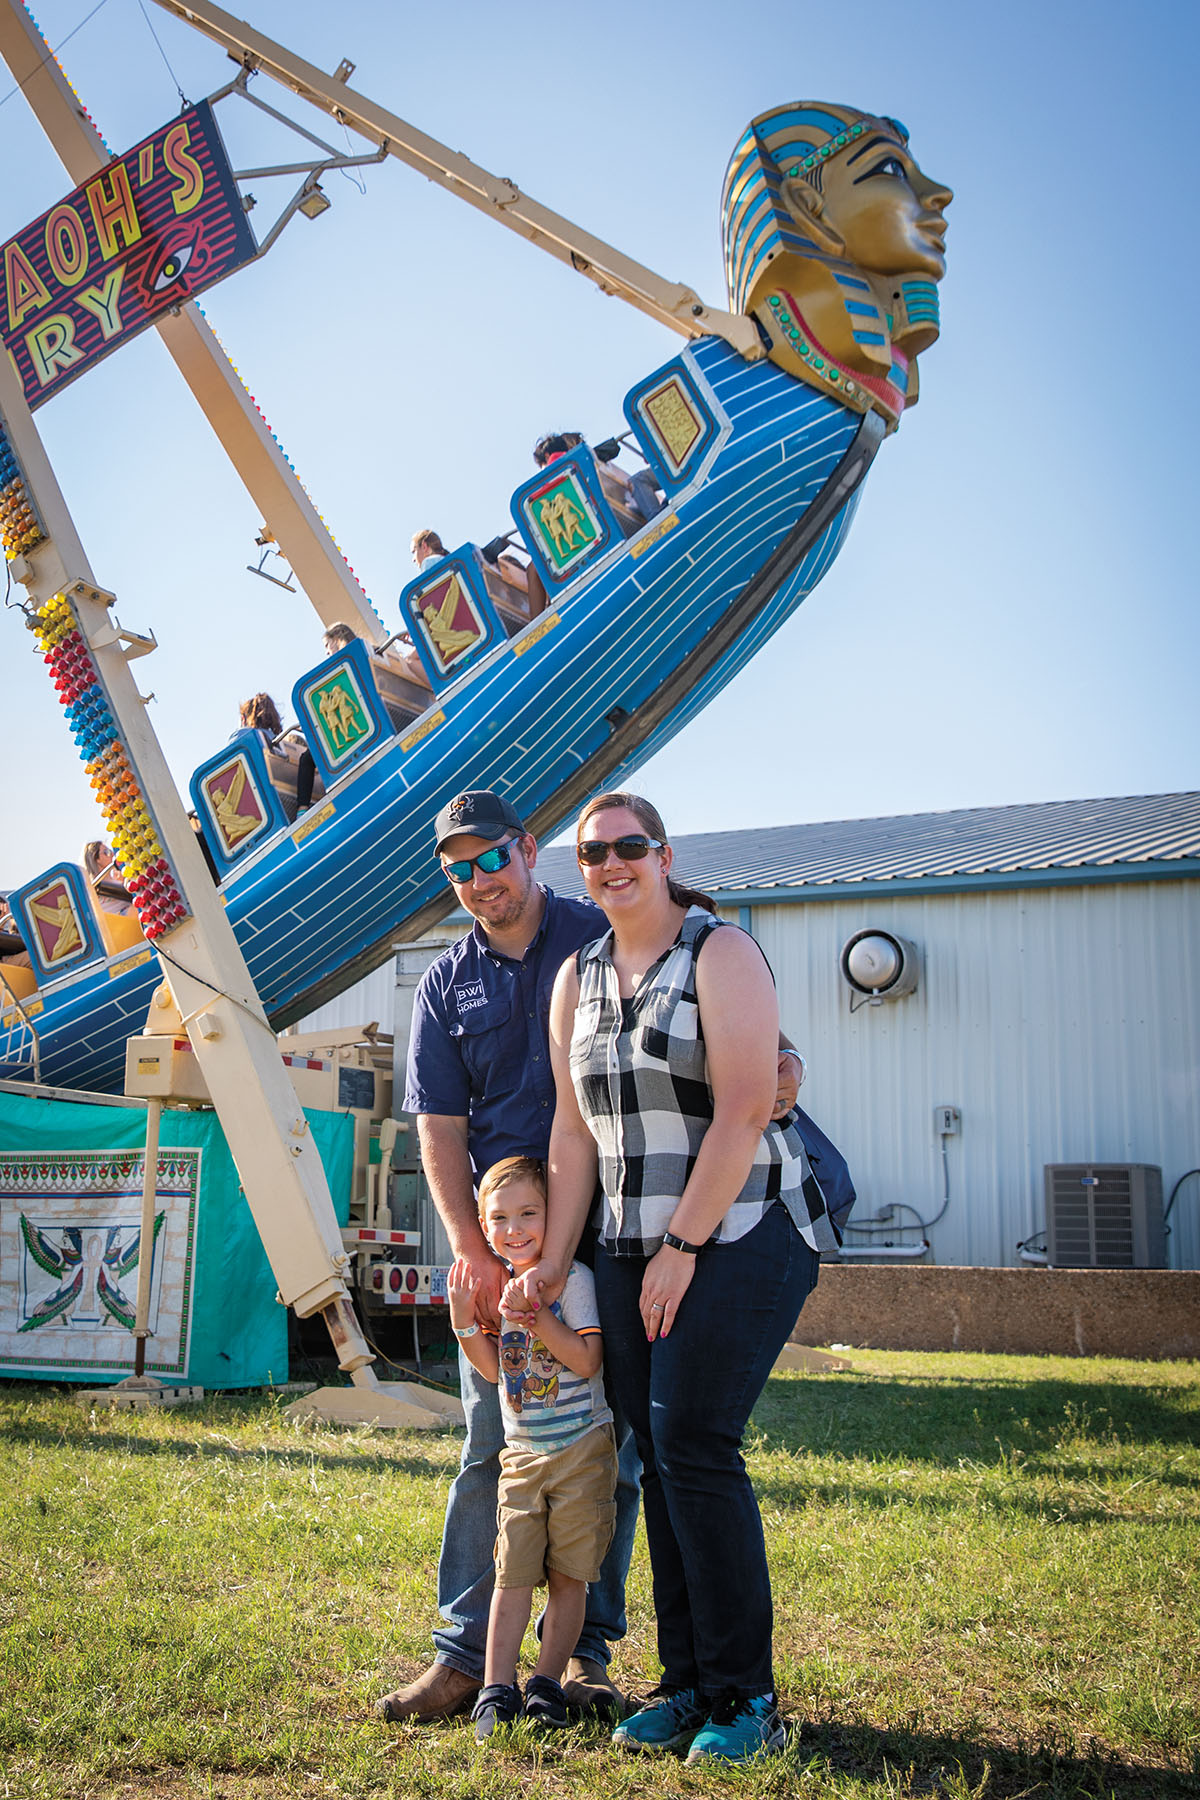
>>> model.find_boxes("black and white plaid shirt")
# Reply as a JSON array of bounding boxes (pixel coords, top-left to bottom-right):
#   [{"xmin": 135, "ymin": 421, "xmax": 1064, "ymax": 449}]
[{"xmin": 570, "ymin": 908, "xmax": 842, "ymax": 1257}]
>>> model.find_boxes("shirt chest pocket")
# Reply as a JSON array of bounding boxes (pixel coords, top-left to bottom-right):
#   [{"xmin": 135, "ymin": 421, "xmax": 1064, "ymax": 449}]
[
  {"xmin": 637, "ymin": 990, "xmax": 705, "ymax": 1078},
  {"xmin": 450, "ymin": 988, "xmax": 515, "ymax": 1091}
]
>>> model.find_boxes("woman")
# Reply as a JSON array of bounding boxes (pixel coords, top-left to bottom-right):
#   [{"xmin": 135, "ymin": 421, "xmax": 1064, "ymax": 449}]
[
  {"xmin": 235, "ymin": 693, "xmax": 315, "ymax": 814},
  {"xmin": 516, "ymin": 793, "xmax": 841, "ymax": 1765},
  {"xmin": 82, "ymin": 841, "xmax": 132, "ymax": 915}
]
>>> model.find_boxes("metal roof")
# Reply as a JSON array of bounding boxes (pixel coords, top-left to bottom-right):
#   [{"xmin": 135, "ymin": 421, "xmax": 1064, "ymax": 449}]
[{"xmin": 533, "ymin": 792, "xmax": 1200, "ymax": 901}]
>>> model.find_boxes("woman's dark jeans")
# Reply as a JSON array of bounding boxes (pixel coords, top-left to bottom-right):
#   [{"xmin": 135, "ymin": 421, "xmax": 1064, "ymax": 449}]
[{"xmin": 595, "ymin": 1203, "xmax": 819, "ymax": 1698}]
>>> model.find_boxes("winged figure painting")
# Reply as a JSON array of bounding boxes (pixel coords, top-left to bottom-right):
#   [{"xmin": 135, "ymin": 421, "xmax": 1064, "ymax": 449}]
[{"xmin": 18, "ymin": 1211, "xmax": 166, "ymax": 1332}]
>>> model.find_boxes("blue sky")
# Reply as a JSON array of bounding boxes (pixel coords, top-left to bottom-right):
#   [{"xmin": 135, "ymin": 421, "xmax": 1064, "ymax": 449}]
[{"xmin": 2, "ymin": 0, "xmax": 1197, "ymax": 888}]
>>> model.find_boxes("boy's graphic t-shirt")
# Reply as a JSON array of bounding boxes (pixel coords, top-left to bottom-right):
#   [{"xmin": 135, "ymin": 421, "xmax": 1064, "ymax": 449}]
[{"xmin": 494, "ymin": 1260, "xmax": 611, "ymax": 1453}]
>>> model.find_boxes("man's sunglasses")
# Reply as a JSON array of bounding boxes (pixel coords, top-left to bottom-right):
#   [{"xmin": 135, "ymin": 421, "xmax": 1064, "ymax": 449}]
[
  {"xmin": 442, "ymin": 839, "xmax": 518, "ymax": 884},
  {"xmin": 576, "ymin": 835, "xmax": 664, "ymax": 867}
]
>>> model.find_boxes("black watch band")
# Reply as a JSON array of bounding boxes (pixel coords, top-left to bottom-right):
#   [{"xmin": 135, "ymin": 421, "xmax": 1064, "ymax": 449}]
[{"xmin": 662, "ymin": 1230, "xmax": 702, "ymax": 1255}]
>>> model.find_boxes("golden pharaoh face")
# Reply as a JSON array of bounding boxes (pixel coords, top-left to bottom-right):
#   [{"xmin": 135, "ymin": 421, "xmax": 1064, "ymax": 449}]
[{"xmin": 722, "ymin": 104, "xmax": 952, "ymax": 427}]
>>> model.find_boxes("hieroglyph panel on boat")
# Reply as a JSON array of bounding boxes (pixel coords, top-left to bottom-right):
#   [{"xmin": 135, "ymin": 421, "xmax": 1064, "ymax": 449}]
[
  {"xmin": 302, "ymin": 665, "xmax": 381, "ymax": 770},
  {"xmin": 200, "ymin": 751, "xmax": 275, "ymax": 861},
  {"xmin": 520, "ymin": 466, "xmax": 607, "ymax": 580},
  {"xmin": 0, "ymin": 1147, "xmax": 198, "ymax": 1377},
  {"xmin": 406, "ymin": 565, "xmax": 489, "ymax": 679},
  {"xmin": 627, "ymin": 363, "xmax": 720, "ymax": 488},
  {"xmin": 2, "ymin": 100, "xmax": 257, "ymax": 410},
  {"xmin": 11, "ymin": 864, "xmax": 102, "ymax": 979}
]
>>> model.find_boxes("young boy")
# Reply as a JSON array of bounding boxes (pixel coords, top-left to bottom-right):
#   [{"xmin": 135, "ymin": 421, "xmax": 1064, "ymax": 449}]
[{"xmin": 448, "ymin": 1155, "xmax": 616, "ymax": 1739}]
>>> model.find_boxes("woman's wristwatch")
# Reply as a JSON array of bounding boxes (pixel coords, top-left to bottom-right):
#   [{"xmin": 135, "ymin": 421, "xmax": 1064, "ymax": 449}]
[{"xmin": 662, "ymin": 1230, "xmax": 703, "ymax": 1255}]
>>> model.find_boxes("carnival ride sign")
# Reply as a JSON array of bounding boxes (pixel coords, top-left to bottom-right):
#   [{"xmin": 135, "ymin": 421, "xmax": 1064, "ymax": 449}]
[{"xmin": 2, "ymin": 100, "xmax": 256, "ymax": 409}]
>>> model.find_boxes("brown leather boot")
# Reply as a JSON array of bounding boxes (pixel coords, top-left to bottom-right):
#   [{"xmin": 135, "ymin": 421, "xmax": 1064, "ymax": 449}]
[
  {"xmin": 376, "ymin": 1661, "xmax": 481, "ymax": 1722},
  {"xmin": 562, "ymin": 1655, "xmax": 627, "ymax": 1719}
]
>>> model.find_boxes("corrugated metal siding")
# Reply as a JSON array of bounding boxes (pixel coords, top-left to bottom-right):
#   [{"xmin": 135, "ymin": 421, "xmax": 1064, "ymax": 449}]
[
  {"xmin": 735, "ymin": 880, "xmax": 1200, "ymax": 1271},
  {"xmin": 291, "ymin": 959, "xmax": 400, "ymax": 1038}
]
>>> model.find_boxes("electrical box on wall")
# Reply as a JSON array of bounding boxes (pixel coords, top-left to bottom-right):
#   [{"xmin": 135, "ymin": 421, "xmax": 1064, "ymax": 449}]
[{"xmin": 934, "ymin": 1105, "xmax": 961, "ymax": 1136}]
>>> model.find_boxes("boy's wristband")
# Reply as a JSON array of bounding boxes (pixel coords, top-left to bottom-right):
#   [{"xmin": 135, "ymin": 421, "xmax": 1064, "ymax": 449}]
[{"xmin": 452, "ymin": 1323, "xmax": 479, "ymax": 1340}]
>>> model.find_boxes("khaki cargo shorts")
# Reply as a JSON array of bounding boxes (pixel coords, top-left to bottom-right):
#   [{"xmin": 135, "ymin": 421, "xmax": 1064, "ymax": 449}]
[{"xmin": 495, "ymin": 1423, "xmax": 617, "ymax": 1588}]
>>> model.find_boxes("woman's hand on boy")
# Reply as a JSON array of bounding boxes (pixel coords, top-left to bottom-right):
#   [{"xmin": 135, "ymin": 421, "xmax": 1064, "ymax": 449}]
[
  {"xmin": 506, "ymin": 1258, "xmax": 567, "ymax": 1313},
  {"xmin": 498, "ymin": 1275, "xmax": 539, "ymax": 1323}
]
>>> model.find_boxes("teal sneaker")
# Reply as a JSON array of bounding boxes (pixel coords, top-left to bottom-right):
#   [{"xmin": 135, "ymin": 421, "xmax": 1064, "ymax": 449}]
[
  {"xmin": 685, "ymin": 1692, "xmax": 786, "ymax": 1764},
  {"xmin": 612, "ymin": 1685, "xmax": 706, "ymax": 1754}
]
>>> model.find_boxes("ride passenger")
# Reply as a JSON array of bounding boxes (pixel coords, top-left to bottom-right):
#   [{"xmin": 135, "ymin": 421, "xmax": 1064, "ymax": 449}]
[
  {"xmin": 448, "ymin": 1154, "xmax": 617, "ymax": 1739},
  {"xmin": 513, "ymin": 792, "xmax": 840, "ymax": 1766},
  {"xmin": 532, "ymin": 431, "xmax": 662, "ymax": 524},
  {"xmin": 322, "ymin": 620, "xmax": 429, "ymax": 692},
  {"xmin": 82, "ymin": 840, "xmax": 133, "ymax": 915},
  {"xmin": 235, "ymin": 693, "xmax": 316, "ymax": 815}
]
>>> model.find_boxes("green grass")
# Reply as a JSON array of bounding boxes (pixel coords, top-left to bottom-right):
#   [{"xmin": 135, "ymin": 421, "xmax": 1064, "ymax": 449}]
[{"xmin": 1, "ymin": 1350, "xmax": 1197, "ymax": 1798}]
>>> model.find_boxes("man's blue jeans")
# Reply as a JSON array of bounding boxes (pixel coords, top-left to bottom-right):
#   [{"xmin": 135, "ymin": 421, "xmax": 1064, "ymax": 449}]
[
  {"xmin": 594, "ymin": 1204, "xmax": 820, "ymax": 1698},
  {"xmin": 432, "ymin": 1353, "xmax": 641, "ymax": 1677}
]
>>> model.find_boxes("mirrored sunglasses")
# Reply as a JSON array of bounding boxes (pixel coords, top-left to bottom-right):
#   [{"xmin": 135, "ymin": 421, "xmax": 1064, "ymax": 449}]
[
  {"xmin": 576, "ymin": 835, "xmax": 664, "ymax": 866},
  {"xmin": 442, "ymin": 839, "xmax": 517, "ymax": 884}
]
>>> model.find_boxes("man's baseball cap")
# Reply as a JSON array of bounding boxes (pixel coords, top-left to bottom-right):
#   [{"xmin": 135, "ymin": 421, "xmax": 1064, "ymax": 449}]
[{"xmin": 433, "ymin": 789, "xmax": 527, "ymax": 855}]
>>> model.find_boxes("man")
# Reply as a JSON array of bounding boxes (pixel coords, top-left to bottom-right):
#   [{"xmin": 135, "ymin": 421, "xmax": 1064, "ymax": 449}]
[{"xmin": 377, "ymin": 790, "xmax": 805, "ymax": 1723}]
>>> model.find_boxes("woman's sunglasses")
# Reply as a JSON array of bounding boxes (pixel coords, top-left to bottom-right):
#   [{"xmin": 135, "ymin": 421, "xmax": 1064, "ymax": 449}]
[
  {"xmin": 576, "ymin": 835, "xmax": 664, "ymax": 867},
  {"xmin": 442, "ymin": 839, "xmax": 517, "ymax": 884}
]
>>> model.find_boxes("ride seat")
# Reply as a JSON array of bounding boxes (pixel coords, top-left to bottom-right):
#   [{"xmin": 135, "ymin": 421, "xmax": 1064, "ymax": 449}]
[
  {"xmin": 480, "ymin": 554, "xmax": 548, "ymax": 635},
  {"xmin": 597, "ymin": 466, "xmax": 645, "ymax": 538},
  {"xmin": 0, "ymin": 962, "xmax": 38, "ymax": 1004},
  {"xmin": 368, "ymin": 652, "xmax": 429, "ymax": 729},
  {"xmin": 266, "ymin": 749, "xmax": 325, "ymax": 822},
  {"xmin": 95, "ymin": 907, "xmax": 145, "ymax": 956}
]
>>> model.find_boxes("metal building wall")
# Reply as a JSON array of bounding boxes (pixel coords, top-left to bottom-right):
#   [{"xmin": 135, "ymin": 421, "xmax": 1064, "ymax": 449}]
[
  {"xmin": 291, "ymin": 959, "xmax": 400, "ymax": 1038},
  {"xmin": 734, "ymin": 879, "xmax": 1200, "ymax": 1270}
]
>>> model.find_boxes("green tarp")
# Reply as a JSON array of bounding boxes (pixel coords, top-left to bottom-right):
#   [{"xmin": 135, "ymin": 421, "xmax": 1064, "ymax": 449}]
[{"xmin": 0, "ymin": 1089, "xmax": 353, "ymax": 1388}]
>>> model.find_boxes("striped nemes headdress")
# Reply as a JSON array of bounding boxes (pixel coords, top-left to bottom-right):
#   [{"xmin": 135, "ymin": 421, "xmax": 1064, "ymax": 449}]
[{"xmin": 721, "ymin": 104, "xmax": 909, "ymax": 317}]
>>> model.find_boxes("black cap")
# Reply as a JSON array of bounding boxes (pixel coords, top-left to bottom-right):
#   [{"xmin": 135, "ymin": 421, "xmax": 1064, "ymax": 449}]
[{"xmin": 433, "ymin": 789, "xmax": 527, "ymax": 855}]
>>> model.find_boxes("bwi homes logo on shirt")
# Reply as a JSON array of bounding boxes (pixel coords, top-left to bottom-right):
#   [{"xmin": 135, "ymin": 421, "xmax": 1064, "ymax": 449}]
[{"xmin": 454, "ymin": 980, "xmax": 487, "ymax": 1014}]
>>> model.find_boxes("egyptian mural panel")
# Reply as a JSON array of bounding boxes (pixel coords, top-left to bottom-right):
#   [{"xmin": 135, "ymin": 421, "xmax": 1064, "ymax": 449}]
[
  {"xmin": 2, "ymin": 100, "xmax": 257, "ymax": 410},
  {"xmin": 0, "ymin": 1146, "xmax": 198, "ymax": 1377}
]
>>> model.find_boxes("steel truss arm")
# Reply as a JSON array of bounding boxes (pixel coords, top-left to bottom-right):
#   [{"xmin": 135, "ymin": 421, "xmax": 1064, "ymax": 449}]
[{"xmin": 149, "ymin": 0, "xmax": 763, "ymax": 360}]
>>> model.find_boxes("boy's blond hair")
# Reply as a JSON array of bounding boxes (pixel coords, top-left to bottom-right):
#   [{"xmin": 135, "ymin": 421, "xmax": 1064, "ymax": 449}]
[{"xmin": 477, "ymin": 1155, "xmax": 547, "ymax": 1215}]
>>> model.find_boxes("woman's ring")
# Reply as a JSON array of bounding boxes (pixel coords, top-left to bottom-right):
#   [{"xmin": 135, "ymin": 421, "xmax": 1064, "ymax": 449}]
[{"xmin": 650, "ymin": 1302, "xmax": 663, "ymax": 1310}]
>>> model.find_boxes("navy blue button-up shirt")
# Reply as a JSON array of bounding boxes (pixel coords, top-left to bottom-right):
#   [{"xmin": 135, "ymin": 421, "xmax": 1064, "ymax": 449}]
[{"xmin": 404, "ymin": 887, "xmax": 603, "ymax": 1179}]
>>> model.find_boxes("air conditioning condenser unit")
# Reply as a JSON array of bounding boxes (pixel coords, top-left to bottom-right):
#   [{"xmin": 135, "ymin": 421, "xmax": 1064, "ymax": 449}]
[{"xmin": 1044, "ymin": 1164, "xmax": 1165, "ymax": 1268}]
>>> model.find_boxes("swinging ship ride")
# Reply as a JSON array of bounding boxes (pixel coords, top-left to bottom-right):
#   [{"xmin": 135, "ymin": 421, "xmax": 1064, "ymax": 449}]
[{"xmin": 1, "ymin": 4, "xmax": 951, "ymax": 1097}]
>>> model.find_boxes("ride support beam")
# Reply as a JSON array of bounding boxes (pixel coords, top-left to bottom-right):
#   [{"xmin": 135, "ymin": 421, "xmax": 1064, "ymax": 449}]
[
  {"xmin": 0, "ymin": 0, "xmax": 386, "ymax": 643},
  {"xmin": 0, "ymin": 345, "xmax": 379, "ymax": 1383},
  {"xmin": 147, "ymin": 0, "xmax": 764, "ymax": 361}
]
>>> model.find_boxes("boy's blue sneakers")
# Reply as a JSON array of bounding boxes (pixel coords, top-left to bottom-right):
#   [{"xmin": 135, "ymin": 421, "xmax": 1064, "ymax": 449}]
[
  {"xmin": 612, "ymin": 1685, "xmax": 707, "ymax": 1753},
  {"xmin": 685, "ymin": 1691, "xmax": 786, "ymax": 1764}
]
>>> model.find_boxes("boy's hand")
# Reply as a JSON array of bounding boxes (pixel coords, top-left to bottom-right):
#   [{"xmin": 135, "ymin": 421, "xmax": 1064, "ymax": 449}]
[
  {"xmin": 452, "ymin": 1249, "xmax": 506, "ymax": 1330},
  {"xmin": 447, "ymin": 1256, "xmax": 482, "ymax": 1331}
]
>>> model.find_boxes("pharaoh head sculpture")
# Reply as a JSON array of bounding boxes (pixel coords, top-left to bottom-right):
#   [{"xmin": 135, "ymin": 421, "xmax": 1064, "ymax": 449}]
[{"xmin": 722, "ymin": 104, "xmax": 951, "ymax": 426}]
